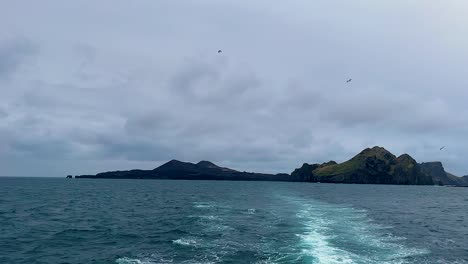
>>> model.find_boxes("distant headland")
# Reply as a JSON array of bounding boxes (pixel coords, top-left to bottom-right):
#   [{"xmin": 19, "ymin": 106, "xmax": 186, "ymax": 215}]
[{"xmin": 74, "ymin": 146, "xmax": 468, "ymax": 186}]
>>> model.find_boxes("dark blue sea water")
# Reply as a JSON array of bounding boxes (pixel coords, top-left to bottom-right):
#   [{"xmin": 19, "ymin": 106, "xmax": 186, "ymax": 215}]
[{"xmin": 0, "ymin": 178, "xmax": 467, "ymax": 263}]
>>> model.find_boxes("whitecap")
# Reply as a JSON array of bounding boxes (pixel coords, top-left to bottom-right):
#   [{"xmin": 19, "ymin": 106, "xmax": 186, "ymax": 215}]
[
  {"xmin": 115, "ymin": 257, "xmax": 157, "ymax": 264},
  {"xmin": 205, "ymin": 224, "xmax": 235, "ymax": 232},
  {"xmin": 198, "ymin": 215, "xmax": 219, "ymax": 220},
  {"xmin": 247, "ymin": 208, "xmax": 256, "ymax": 214},
  {"xmin": 172, "ymin": 238, "xmax": 198, "ymax": 247},
  {"xmin": 193, "ymin": 202, "xmax": 216, "ymax": 209}
]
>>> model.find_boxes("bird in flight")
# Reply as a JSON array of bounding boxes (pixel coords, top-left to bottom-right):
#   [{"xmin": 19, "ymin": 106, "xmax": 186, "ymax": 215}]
[
  {"xmin": 440, "ymin": 146, "xmax": 445, "ymax": 150},
  {"xmin": 218, "ymin": 50, "xmax": 222, "ymax": 53},
  {"xmin": 346, "ymin": 78, "xmax": 352, "ymax": 83}
]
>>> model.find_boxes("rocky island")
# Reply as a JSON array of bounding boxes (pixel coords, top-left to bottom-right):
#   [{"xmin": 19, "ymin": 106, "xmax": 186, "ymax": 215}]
[
  {"xmin": 76, "ymin": 160, "xmax": 290, "ymax": 181},
  {"xmin": 75, "ymin": 146, "xmax": 468, "ymax": 186},
  {"xmin": 291, "ymin": 147, "xmax": 434, "ymax": 185}
]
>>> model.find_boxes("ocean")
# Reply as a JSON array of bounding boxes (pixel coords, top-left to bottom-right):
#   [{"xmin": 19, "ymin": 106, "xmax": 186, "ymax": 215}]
[{"xmin": 0, "ymin": 177, "xmax": 467, "ymax": 263}]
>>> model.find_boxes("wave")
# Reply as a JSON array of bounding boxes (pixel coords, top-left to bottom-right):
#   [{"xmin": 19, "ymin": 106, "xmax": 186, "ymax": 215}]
[
  {"xmin": 193, "ymin": 202, "xmax": 216, "ymax": 209},
  {"xmin": 247, "ymin": 208, "xmax": 256, "ymax": 214},
  {"xmin": 172, "ymin": 237, "xmax": 199, "ymax": 247},
  {"xmin": 195, "ymin": 215, "xmax": 219, "ymax": 220},
  {"xmin": 115, "ymin": 257, "xmax": 157, "ymax": 264}
]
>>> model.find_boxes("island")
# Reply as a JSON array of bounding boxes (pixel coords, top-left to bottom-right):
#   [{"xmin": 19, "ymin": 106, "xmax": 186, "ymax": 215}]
[
  {"xmin": 75, "ymin": 146, "xmax": 468, "ymax": 186},
  {"xmin": 77, "ymin": 160, "xmax": 290, "ymax": 181}
]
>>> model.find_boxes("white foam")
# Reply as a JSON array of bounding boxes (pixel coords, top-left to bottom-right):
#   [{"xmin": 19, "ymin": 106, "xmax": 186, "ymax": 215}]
[
  {"xmin": 115, "ymin": 257, "xmax": 157, "ymax": 264},
  {"xmin": 117, "ymin": 254, "xmax": 217, "ymax": 264},
  {"xmin": 247, "ymin": 208, "xmax": 256, "ymax": 214},
  {"xmin": 205, "ymin": 224, "xmax": 234, "ymax": 232},
  {"xmin": 172, "ymin": 238, "xmax": 198, "ymax": 247},
  {"xmin": 193, "ymin": 202, "xmax": 216, "ymax": 209},
  {"xmin": 188, "ymin": 214, "xmax": 219, "ymax": 220},
  {"xmin": 296, "ymin": 207, "xmax": 356, "ymax": 263},
  {"xmin": 198, "ymin": 215, "xmax": 218, "ymax": 220},
  {"xmin": 300, "ymin": 231, "xmax": 356, "ymax": 263},
  {"xmin": 287, "ymin": 198, "xmax": 429, "ymax": 264}
]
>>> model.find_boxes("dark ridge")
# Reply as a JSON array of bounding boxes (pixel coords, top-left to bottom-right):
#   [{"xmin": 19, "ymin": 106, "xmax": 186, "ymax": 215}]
[
  {"xmin": 197, "ymin": 161, "xmax": 219, "ymax": 168},
  {"xmin": 77, "ymin": 160, "xmax": 289, "ymax": 181}
]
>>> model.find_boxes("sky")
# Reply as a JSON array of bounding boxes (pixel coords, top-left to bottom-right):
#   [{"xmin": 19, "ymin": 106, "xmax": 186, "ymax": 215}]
[{"xmin": 1, "ymin": 0, "xmax": 468, "ymax": 177}]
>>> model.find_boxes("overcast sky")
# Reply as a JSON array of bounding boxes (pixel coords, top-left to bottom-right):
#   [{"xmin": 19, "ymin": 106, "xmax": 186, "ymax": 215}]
[{"xmin": 1, "ymin": 0, "xmax": 468, "ymax": 177}]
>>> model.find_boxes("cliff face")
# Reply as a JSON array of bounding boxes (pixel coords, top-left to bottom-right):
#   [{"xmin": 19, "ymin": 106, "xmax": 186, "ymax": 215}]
[
  {"xmin": 291, "ymin": 147, "xmax": 433, "ymax": 185},
  {"xmin": 420, "ymin": 162, "xmax": 468, "ymax": 186},
  {"xmin": 393, "ymin": 154, "xmax": 433, "ymax": 185},
  {"xmin": 290, "ymin": 163, "xmax": 320, "ymax": 182}
]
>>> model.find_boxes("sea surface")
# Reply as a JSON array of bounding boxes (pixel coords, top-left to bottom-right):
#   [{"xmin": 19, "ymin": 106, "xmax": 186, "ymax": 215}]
[{"xmin": 0, "ymin": 178, "xmax": 467, "ymax": 264}]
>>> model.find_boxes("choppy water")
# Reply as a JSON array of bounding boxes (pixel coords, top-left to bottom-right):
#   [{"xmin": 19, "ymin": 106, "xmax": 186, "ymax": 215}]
[{"xmin": 0, "ymin": 178, "xmax": 467, "ymax": 263}]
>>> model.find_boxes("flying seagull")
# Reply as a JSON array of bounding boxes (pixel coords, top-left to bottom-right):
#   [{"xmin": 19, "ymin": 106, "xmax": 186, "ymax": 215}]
[
  {"xmin": 346, "ymin": 78, "xmax": 352, "ymax": 83},
  {"xmin": 218, "ymin": 50, "xmax": 222, "ymax": 53},
  {"xmin": 440, "ymin": 146, "xmax": 445, "ymax": 150}
]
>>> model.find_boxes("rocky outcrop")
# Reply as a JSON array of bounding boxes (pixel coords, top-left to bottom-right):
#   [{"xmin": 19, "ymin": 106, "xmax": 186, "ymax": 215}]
[
  {"xmin": 290, "ymin": 163, "xmax": 320, "ymax": 182},
  {"xmin": 292, "ymin": 146, "xmax": 433, "ymax": 185},
  {"xmin": 66, "ymin": 175, "xmax": 73, "ymax": 179},
  {"xmin": 420, "ymin": 162, "xmax": 468, "ymax": 186}
]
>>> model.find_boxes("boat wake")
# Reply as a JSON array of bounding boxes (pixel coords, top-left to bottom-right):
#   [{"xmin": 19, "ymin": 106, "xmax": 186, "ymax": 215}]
[
  {"xmin": 117, "ymin": 197, "xmax": 429, "ymax": 264},
  {"xmin": 290, "ymin": 198, "xmax": 429, "ymax": 263}
]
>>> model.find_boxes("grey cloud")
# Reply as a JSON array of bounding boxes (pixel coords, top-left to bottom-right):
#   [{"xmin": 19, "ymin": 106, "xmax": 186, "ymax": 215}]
[
  {"xmin": 91, "ymin": 136, "xmax": 176, "ymax": 162},
  {"xmin": 74, "ymin": 43, "xmax": 98, "ymax": 81},
  {"xmin": 169, "ymin": 56, "xmax": 260, "ymax": 103},
  {"xmin": 318, "ymin": 91, "xmax": 468, "ymax": 133},
  {"xmin": 0, "ymin": 107, "xmax": 7, "ymax": 119},
  {"xmin": 0, "ymin": 38, "xmax": 37, "ymax": 79},
  {"xmin": 8, "ymin": 138, "xmax": 74, "ymax": 159}
]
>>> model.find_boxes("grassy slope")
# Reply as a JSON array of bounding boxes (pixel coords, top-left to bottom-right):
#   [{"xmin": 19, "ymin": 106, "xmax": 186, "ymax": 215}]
[{"xmin": 313, "ymin": 147, "xmax": 396, "ymax": 177}]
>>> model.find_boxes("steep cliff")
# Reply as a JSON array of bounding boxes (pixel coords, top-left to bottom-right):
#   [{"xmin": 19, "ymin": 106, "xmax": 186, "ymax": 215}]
[{"xmin": 420, "ymin": 162, "xmax": 468, "ymax": 186}]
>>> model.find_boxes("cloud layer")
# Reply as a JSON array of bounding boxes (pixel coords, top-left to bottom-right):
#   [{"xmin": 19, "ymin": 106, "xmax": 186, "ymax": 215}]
[{"xmin": 1, "ymin": 0, "xmax": 468, "ymax": 176}]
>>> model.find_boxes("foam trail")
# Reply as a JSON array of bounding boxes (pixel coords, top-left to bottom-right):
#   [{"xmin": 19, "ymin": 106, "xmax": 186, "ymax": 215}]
[{"xmin": 289, "ymin": 198, "xmax": 429, "ymax": 264}]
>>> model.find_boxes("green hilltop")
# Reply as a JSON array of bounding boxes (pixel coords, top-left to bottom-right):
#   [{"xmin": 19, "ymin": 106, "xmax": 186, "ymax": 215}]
[{"xmin": 293, "ymin": 146, "xmax": 434, "ymax": 185}]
